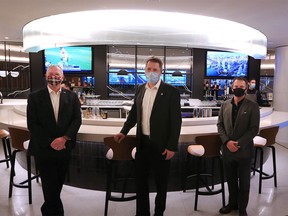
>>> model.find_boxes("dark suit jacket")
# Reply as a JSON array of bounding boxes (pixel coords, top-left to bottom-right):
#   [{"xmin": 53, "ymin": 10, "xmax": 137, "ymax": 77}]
[
  {"xmin": 27, "ymin": 87, "xmax": 82, "ymax": 156},
  {"xmin": 120, "ymin": 81, "xmax": 182, "ymax": 153},
  {"xmin": 217, "ymin": 97, "xmax": 260, "ymax": 159}
]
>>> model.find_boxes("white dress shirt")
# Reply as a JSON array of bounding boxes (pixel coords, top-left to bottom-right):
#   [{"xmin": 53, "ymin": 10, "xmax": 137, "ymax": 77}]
[
  {"xmin": 48, "ymin": 86, "xmax": 61, "ymax": 123},
  {"xmin": 141, "ymin": 79, "xmax": 161, "ymax": 135}
]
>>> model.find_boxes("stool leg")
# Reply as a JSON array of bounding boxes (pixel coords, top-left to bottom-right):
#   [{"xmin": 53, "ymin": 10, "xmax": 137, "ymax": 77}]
[
  {"xmin": 258, "ymin": 148, "xmax": 264, "ymax": 194},
  {"xmin": 253, "ymin": 148, "xmax": 259, "ymax": 176},
  {"xmin": 27, "ymin": 155, "xmax": 32, "ymax": 204},
  {"xmin": 6, "ymin": 138, "xmax": 12, "ymax": 168},
  {"xmin": 270, "ymin": 146, "xmax": 277, "ymax": 187},
  {"xmin": 104, "ymin": 161, "xmax": 112, "ymax": 216},
  {"xmin": 9, "ymin": 150, "xmax": 17, "ymax": 198},
  {"xmin": 2, "ymin": 138, "xmax": 10, "ymax": 168},
  {"xmin": 211, "ymin": 158, "xmax": 215, "ymax": 190},
  {"xmin": 182, "ymin": 151, "xmax": 190, "ymax": 192},
  {"xmin": 194, "ymin": 157, "xmax": 201, "ymax": 211}
]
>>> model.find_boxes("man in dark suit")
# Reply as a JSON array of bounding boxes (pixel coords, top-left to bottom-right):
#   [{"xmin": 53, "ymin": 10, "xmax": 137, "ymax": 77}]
[
  {"xmin": 114, "ymin": 57, "xmax": 182, "ymax": 216},
  {"xmin": 217, "ymin": 77, "xmax": 260, "ymax": 216},
  {"xmin": 27, "ymin": 65, "xmax": 82, "ymax": 216}
]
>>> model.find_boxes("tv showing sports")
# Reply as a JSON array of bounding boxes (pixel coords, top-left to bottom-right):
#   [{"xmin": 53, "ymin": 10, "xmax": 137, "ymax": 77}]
[
  {"xmin": 108, "ymin": 73, "xmax": 136, "ymax": 85},
  {"xmin": 206, "ymin": 51, "xmax": 248, "ymax": 77},
  {"xmin": 44, "ymin": 46, "xmax": 92, "ymax": 73}
]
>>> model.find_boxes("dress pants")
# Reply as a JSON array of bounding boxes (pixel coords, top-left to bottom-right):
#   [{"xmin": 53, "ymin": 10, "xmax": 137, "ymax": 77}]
[
  {"xmin": 135, "ymin": 135, "xmax": 170, "ymax": 216},
  {"xmin": 223, "ymin": 155, "xmax": 251, "ymax": 212},
  {"xmin": 36, "ymin": 149, "xmax": 71, "ymax": 216}
]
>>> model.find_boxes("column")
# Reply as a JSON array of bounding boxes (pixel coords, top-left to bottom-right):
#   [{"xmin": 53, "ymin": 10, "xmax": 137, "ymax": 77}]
[{"xmin": 274, "ymin": 46, "xmax": 288, "ymax": 146}]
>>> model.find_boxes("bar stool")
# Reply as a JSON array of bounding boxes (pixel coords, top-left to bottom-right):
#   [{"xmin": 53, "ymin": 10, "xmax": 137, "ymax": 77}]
[
  {"xmin": 0, "ymin": 129, "xmax": 12, "ymax": 168},
  {"xmin": 183, "ymin": 134, "xmax": 225, "ymax": 211},
  {"xmin": 8, "ymin": 127, "xmax": 39, "ymax": 204},
  {"xmin": 103, "ymin": 136, "xmax": 137, "ymax": 216},
  {"xmin": 252, "ymin": 126, "xmax": 279, "ymax": 194}
]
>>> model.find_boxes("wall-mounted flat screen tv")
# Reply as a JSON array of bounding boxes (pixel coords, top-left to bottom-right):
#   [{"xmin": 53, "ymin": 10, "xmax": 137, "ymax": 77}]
[
  {"xmin": 137, "ymin": 74, "xmax": 147, "ymax": 84},
  {"xmin": 44, "ymin": 46, "xmax": 92, "ymax": 74},
  {"xmin": 165, "ymin": 73, "xmax": 187, "ymax": 86},
  {"xmin": 108, "ymin": 73, "xmax": 136, "ymax": 85},
  {"xmin": 206, "ymin": 51, "xmax": 248, "ymax": 77}
]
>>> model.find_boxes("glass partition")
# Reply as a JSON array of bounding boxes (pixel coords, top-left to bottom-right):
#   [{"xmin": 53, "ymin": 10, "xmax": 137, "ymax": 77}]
[{"xmin": 0, "ymin": 41, "xmax": 30, "ymax": 98}]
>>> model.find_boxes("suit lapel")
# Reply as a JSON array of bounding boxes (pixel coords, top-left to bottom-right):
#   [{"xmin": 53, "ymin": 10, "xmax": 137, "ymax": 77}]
[
  {"xmin": 226, "ymin": 101, "xmax": 233, "ymax": 130},
  {"xmin": 151, "ymin": 81, "xmax": 165, "ymax": 115},
  {"xmin": 137, "ymin": 85, "xmax": 146, "ymax": 122}
]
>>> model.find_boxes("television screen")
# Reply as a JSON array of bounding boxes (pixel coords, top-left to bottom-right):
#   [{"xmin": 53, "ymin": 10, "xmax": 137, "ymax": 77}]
[
  {"xmin": 108, "ymin": 73, "xmax": 136, "ymax": 85},
  {"xmin": 137, "ymin": 74, "xmax": 147, "ymax": 84},
  {"xmin": 165, "ymin": 73, "xmax": 187, "ymax": 86},
  {"xmin": 109, "ymin": 68, "xmax": 135, "ymax": 73},
  {"xmin": 44, "ymin": 46, "xmax": 92, "ymax": 73},
  {"xmin": 82, "ymin": 76, "xmax": 95, "ymax": 86},
  {"xmin": 206, "ymin": 51, "xmax": 248, "ymax": 77}
]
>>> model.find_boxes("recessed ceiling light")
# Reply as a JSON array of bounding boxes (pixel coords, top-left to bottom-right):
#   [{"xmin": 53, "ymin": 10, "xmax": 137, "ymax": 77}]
[{"xmin": 4, "ymin": 36, "xmax": 9, "ymax": 40}]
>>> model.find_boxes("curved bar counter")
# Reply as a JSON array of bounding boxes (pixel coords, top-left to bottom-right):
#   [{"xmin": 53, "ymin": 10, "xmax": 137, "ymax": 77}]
[{"xmin": 1, "ymin": 99, "xmax": 288, "ymax": 191}]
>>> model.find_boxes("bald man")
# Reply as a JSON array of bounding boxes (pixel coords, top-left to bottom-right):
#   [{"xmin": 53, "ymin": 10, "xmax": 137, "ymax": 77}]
[{"xmin": 27, "ymin": 65, "xmax": 82, "ymax": 216}]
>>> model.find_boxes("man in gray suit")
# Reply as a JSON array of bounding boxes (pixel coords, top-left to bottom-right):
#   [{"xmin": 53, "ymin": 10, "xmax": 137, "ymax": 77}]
[
  {"xmin": 217, "ymin": 77, "xmax": 260, "ymax": 216},
  {"xmin": 114, "ymin": 56, "xmax": 182, "ymax": 216}
]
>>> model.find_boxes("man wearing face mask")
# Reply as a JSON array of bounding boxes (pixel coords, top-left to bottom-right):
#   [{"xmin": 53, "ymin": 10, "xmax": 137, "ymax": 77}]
[
  {"xmin": 217, "ymin": 77, "xmax": 260, "ymax": 216},
  {"xmin": 114, "ymin": 57, "xmax": 182, "ymax": 216},
  {"xmin": 246, "ymin": 78, "xmax": 263, "ymax": 106},
  {"xmin": 27, "ymin": 65, "xmax": 82, "ymax": 216}
]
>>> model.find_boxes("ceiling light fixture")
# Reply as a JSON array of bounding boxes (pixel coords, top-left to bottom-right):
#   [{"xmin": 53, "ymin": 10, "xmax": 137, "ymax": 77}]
[{"xmin": 23, "ymin": 10, "xmax": 267, "ymax": 59}]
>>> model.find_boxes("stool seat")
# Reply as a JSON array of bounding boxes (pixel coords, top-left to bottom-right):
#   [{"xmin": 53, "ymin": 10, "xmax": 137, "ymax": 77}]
[
  {"xmin": 103, "ymin": 136, "xmax": 137, "ymax": 216},
  {"xmin": 187, "ymin": 145, "xmax": 205, "ymax": 156},
  {"xmin": 0, "ymin": 129, "xmax": 12, "ymax": 168},
  {"xmin": 106, "ymin": 147, "xmax": 136, "ymax": 160},
  {"xmin": 253, "ymin": 136, "xmax": 267, "ymax": 147},
  {"xmin": 8, "ymin": 127, "xmax": 39, "ymax": 204},
  {"xmin": 252, "ymin": 126, "xmax": 279, "ymax": 194},
  {"xmin": 23, "ymin": 140, "xmax": 30, "ymax": 150},
  {"xmin": 0, "ymin": 129, "xmax": 9, "ymax": 138},
  {"xmin": 183, "ymin": 134, "xmax": 225, "ymax": 211}
]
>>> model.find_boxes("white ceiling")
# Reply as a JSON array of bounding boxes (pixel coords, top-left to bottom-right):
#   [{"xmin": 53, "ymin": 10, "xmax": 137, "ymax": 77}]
[{"xmin": 1, "ymin": 0, "xmax": 287, "ymax": 51}]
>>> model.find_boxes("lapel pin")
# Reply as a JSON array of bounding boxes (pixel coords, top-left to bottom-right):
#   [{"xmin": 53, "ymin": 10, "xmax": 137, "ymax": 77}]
[{"xmin": 161, "ymin": 93, "xmax": 164, "ymax": 95}]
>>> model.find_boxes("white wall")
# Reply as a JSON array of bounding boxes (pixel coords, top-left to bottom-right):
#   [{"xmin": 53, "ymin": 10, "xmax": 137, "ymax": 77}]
[{"xmin": 274, "ymin": 46, "xmax": 288, "ymax": 146}]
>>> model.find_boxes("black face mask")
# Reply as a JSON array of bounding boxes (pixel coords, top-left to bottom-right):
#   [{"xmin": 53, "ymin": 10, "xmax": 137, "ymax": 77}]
[{"xmin": 233, "ymin": 88, "xmax": 245, "ymax": 97}]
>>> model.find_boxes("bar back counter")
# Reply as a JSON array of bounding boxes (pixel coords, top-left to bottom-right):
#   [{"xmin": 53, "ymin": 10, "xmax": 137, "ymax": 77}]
[{"xmin": 1, "ymin": 99, "xmax": 288, "ymax": 192}]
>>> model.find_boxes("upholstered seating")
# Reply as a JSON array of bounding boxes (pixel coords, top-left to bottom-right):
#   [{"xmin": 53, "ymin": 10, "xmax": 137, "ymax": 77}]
[
  {"xmin": 8, "ymin": 127, "xmax": 39, "ymax": 204},
  {"xmin": 183, "ymin": 134, "xmax": 225, "ymax": 211},
  {"xmin": 103, "ymin": 136, "xmax": 137, "ymax": 216},
  {"xmin": 252, "ymin": 126, "xmax": 279, "ymax": 194}
]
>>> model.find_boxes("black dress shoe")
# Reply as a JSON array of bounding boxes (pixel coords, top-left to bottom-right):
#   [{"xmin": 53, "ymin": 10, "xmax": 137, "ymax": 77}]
[{"xmin": 219, "ymin": 204, "xmax": 238, "ymax": 214}]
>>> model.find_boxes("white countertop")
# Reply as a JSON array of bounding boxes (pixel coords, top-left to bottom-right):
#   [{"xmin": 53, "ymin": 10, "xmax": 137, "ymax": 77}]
[{"xmin": 1, "ymin": 99, "xmax": 287, "ymax": 143}]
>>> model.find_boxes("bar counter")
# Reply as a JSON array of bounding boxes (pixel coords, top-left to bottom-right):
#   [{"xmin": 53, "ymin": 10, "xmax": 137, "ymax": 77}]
[
  {"xmin": 1, "ymin": 99, "xmax": 288, "ymax": 191},
  {"xmin": 1, "ymin": 99, "xmax": 287, "ymax": 142}
]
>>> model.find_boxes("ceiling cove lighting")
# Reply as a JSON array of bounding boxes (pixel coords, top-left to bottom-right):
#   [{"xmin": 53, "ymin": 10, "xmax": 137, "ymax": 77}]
[{"xmin": 23, "ymin": 10, "xmax": 267, "ymax": 59}]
